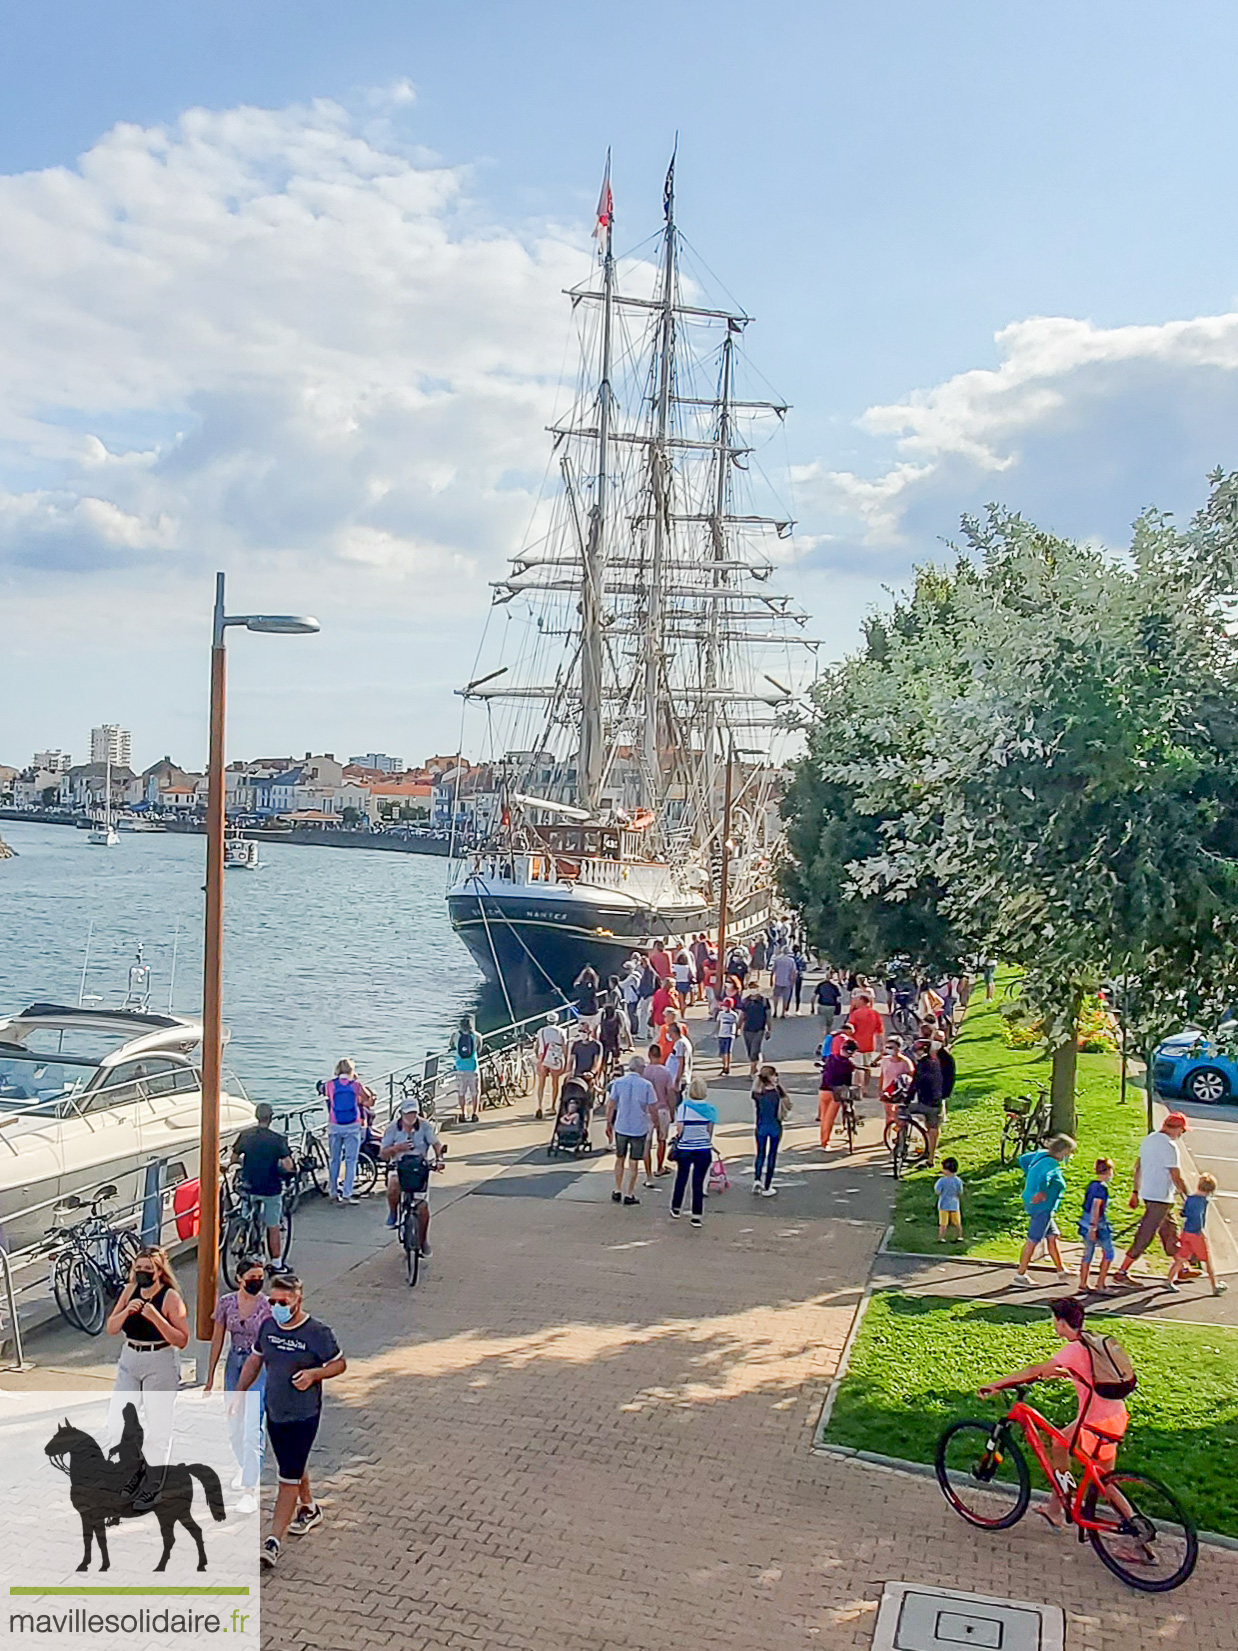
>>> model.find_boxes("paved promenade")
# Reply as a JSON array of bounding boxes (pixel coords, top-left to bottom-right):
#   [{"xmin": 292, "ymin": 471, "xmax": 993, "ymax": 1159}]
[{"xmin": 6, "ymin": 1002, "xmax": 1236, "ymax": 1649}]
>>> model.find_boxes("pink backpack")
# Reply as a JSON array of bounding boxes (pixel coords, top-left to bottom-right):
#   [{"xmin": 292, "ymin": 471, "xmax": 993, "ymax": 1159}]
[{"xmin": 706, "ymin": 1150, "xmax": 730, "ymax": 1195}]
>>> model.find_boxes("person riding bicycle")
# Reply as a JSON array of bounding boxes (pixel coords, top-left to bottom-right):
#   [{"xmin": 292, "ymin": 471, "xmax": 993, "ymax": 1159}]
[
  {"xmin": 230, "ymin": 1102, "xmax": 294, "ymax": 1262},
  {"xmin": 380, "ymin": 1097, "xmax": 444, "ymax": 1255},
  {"xmin": 977, "ymin": 1296, "xmax": 1130, "ymax": 1529}
]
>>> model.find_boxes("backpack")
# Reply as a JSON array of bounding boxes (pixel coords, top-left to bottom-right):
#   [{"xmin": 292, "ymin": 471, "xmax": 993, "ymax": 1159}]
[
  {"xmin": 456, "ymin": 1029, "xmax": 476, "ymax": 1060},
  {"xmin": 540, "ymin": 1029, "xmax": 565, "ymax": 1072},
  {"xmin": 1080, "ymin": 1331, "xmax": 1137, "ymax": 1400},
  {"xmin": 329, "ymin": 1077, "xmax": 360, "ymax": 1126}
]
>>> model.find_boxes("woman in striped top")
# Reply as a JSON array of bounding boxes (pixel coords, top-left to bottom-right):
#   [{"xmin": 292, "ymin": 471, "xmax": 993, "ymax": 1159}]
[{"xmin": 670, "ymin": 1075, "xmax": 718, "ymax": 1227}]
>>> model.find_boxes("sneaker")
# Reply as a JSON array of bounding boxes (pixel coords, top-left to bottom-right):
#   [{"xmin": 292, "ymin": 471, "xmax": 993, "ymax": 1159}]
[
  {"xmin": 1011, "ymin": 1272, "xmax": 1034, "ymax": 1288},
  {"xmin": 669, "ymin": 1207, "xmax": 681, "ymax": 1220},
  {"xmin": 611, "ymin": 1190, "xmax": 622, "ymax": 1203},
  {"xmin": 760, "ymin": 1185, "xmax": 778, "ymax": 1197},
  {"xmin": 1164, "ymin": 1279, "xmax": 1180, "ymax": 1292},
  {"xmin": 690, "ymin": 1216, "xmax": 703, "ymax": 1227},
  {"xmin": 385, "ymin": 1212, "xmax": 398, "ymax": 1229},
  {"xmin": 644, "ymin": 1179, "xmax": 656, "ymax": 1189},
  {"xmin": 1055, "ymin": 1270, "xmax": 1071, "ymax": 1282},
  {"xmin": 623, "ymin": 1195, "xmax": 640, "ymax": 1206},
  {"xmin": 235, "ymin": 1493, "xmax": 258, "ymax": 1516},
  {"xmin": 346, "ymin": 1195, "xmax": 362, "ymax": 1205},
  {"xmin": 260, "ymin": 1536, "xmax": 281, "ymax": 1570},
  {"xmin": 751, "ymin": 1181, "xmax": 762, "ymax": 1195},
  {"xmin": 288, "ymin": 1502, "xmax": 323, "ymax": 1536},
  {"xmin": 420, "ymin": 1244, "xmax": 432, "ymax": 1259},
  {"xmin": 1215, "ymin": 1282, "xmax": 1229, "ymax": 1295}
]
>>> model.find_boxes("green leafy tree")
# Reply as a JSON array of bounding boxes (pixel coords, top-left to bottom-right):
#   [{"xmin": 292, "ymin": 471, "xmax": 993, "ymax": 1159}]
[{"xmin": 782, "ymin": 474, "xmax": 1238, "ymax": 1133}]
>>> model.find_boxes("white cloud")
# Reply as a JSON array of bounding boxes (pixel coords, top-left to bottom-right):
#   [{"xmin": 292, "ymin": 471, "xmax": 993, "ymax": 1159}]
[
  {"xmin": 797, "ymin": 311, "xmax": 1238, "ymax": 560},
  {"xmin": 0, "ymin": 97, "xmax": 595, "ymax": 612}
]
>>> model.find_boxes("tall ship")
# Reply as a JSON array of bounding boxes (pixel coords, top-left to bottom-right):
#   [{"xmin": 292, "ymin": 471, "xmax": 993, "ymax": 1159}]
[{"xmin": 446, "ymin": 157, "xmax": 816, "ymax": 999}]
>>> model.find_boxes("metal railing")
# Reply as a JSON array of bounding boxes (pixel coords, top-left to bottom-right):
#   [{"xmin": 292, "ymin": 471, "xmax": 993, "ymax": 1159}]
[{"xmin": 0, "ymin": 1247, "xmax": 31, "ymax": 1369}]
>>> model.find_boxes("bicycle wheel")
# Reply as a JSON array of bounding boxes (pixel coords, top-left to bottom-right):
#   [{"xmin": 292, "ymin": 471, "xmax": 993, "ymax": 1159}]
[
  {"xmin": 903, "ymin": 1118, "xmax": 931, "ymax": 1168},
  {"xmin": 306, "ymin": 1135, "xmax": 330, "ymax": 1198},
  {"xmin": 843, "ymin": 1101, "xmax": 857, "ymax": 1154},
  {"xmin": 353, "ymin": 1151, "xmax": 378, "ymax": 1197},
  {"xmin": 886, "ymin": 1121, "xmax": 907, "ymax": 1179},
  {"xmin": 111, "ymin": 1226, "xmax": 142, "ymax": 1291},
  {"xmin": 935, "ymin": 1420, "xmax": 1030, "ymax": 1529},
  {"xmin": 219, "ymin": 1211, "xmax": 254, "ymax": 1290},
  {"xmin": 999, "ymin": 1114, "xmax": 1024, "ymax": 1166},
  {"xmin": 54, "ymin": 1251, "xmax": 106, "ymax": 1336},
  {"xmin": 401, "ymin": 1204, "xmax": 421, "ymax": 1288},
  {"xmin": 1083, "ymin": 1471, "xmax": 1198, "ymax": 1592}
]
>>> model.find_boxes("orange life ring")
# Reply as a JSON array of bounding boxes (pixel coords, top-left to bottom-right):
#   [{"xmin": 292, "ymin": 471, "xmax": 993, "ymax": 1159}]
[{"xmin": 173, "ymin": 1177, "xmax": 200, "ymax": 1241}]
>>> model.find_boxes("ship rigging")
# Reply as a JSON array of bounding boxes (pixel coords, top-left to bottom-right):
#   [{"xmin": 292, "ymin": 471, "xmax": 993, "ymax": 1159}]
[{"xmin": 446, "ymin": 153, "xmax": 817, "ymax": 999}]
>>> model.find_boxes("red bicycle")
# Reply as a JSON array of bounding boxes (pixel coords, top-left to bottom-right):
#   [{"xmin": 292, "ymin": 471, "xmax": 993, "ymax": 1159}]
[{"xmin": 935, "ymin": 1385, "xmax": 1197, "ymax": 1592}]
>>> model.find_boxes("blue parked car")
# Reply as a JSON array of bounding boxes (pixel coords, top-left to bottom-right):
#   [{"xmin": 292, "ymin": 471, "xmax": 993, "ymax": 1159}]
[{"xmin": 1152, "ymin": 1024, "xmax": 1238, "ymax": 1105}]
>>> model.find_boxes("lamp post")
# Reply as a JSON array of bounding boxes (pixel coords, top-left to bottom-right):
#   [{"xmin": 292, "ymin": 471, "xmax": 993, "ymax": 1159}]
[{"xmin": 196, "ymin": 572, "xmax": 319, "ymax": 1342}]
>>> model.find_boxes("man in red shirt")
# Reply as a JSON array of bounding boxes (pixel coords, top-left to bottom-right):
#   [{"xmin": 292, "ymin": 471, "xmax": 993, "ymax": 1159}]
[
  {"xmin": 648, "ymin": 940, "xmax": 672, "ymax": 982},
  {"xmin": 847, "ymin": 991, "xmax": 885, "ymax": 1098}
]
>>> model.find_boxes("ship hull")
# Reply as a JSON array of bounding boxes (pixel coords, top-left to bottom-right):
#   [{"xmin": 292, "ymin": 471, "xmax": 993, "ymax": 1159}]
[{"xmin": 447, "ymin": 881, "xmax": 778, "ymax": 1002}]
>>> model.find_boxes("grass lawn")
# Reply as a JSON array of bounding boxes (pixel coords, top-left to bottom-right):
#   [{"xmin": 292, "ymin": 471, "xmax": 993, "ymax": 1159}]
[
  {"xmin": 888, "ymin": 977, "xmax": 1150, "ymax": 1260},
  {"xmin": 824, "ymin": 1292, "xmax": 1238, "ymax": 1539}
]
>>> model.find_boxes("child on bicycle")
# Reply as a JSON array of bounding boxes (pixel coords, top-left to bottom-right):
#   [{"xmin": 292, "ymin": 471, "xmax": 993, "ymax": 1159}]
[
  {"xmin": 977, "ymin": 1297, "xmax": 1129, "ymax": 1528},
  {"xmin": 1077, "ymin": 1157, "xmax": 1115, "ymax": 1294},
  {"xmin": 934, "ymin": 1157, "xmax": 963, "ymax": 1240}
]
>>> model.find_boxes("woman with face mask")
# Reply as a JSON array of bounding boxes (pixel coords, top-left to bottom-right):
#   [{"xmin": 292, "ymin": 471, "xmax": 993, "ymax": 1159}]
[
  {"xmin": 204, "ymin": 1256, "xmax": 271, "ymax": 1514},
  {"xmin": 103, "ymin": 1245, "xmax": 190, "ymax": 1512},
  {"xmin": 237, "ymin": 1271, "xmax": 347, "ymax": 1570}
]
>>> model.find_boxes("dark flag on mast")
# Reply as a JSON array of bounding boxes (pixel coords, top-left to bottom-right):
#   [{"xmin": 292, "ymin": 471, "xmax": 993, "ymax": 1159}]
[{"xmin": 663, "ymin": 151, "xmax": 676, "ymax": 222}]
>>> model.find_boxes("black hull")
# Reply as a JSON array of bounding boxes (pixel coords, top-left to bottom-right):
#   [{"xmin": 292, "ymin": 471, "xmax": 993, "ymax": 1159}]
[{"xmin": 447, "ymin": 884, "xmax": 776, "ymax": 1004}]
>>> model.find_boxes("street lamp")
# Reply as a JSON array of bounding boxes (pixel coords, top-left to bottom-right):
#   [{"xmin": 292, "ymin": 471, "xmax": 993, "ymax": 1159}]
[{"xmin": 197, "ymin": 572, "xmax": 319, "ymax": 1341}]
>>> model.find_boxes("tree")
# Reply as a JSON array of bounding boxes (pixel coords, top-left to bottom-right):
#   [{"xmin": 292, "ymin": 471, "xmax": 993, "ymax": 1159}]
[{"xmin": 781, "ymin": 474, "xmax": 1238, "ymax": 1134}]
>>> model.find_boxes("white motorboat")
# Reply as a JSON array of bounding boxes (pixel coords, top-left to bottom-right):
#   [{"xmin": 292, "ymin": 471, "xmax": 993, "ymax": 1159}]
[
  {"xmin": 0, "ymin": 1002, "xmax": 255, "ymax": 1258},
  {"xmin": 224, "ymin": 835, "xmax": 261, "ymax": 870}
]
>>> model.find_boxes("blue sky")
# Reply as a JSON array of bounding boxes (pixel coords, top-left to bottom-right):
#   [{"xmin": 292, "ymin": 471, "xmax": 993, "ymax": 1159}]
[{"xmin": 3, "ymin": 1, "xmax": 1238, "ymax": 770}]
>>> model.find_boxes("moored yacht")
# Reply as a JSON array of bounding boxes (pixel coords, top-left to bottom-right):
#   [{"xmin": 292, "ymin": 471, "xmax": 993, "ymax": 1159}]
[{"xmin": 0, "ymin": 1003, "xmax": 254, "ymax": 1257}]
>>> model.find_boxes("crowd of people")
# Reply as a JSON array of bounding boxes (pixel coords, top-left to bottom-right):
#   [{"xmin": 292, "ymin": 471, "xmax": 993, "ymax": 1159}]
[{"xmin": 95, "ymin": 931, "xmax": 1225, "ymax": 1581}]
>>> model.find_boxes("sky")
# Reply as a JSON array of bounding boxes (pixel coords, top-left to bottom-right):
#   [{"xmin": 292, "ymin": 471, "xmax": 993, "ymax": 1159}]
[{"xmin": 3, "ymin": 0, "xmax": 1238, "ymax": 772}]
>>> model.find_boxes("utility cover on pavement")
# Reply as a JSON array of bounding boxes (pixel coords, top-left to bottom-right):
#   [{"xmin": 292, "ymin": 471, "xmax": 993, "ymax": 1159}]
[{"xmin": 872, "ymin": 1585, "xmax": 1064, "ymax": 1651}]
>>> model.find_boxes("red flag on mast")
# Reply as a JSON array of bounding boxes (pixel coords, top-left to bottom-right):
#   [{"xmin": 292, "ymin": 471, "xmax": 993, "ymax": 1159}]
[{"xmin": 592, "ymin": 152, "xmax": 613, "ymax": 246}]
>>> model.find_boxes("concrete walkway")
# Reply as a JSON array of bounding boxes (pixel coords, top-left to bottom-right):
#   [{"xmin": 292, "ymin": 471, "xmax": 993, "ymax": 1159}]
[{"xmin": 6, "ymin": 991, "xmax": 1235, "ymax": 1650}]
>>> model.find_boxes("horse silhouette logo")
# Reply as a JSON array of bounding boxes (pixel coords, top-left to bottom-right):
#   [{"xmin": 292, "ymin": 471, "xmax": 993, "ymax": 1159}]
[{"xmin": 45, "ymin": 1402, "xmax": 225, "ymax": 1571}]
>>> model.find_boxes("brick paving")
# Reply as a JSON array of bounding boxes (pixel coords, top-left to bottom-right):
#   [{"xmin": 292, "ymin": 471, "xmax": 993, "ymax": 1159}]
[{"xmin": 263, "ymin": 1167, "xmax": 1238, "ymax": 1650}]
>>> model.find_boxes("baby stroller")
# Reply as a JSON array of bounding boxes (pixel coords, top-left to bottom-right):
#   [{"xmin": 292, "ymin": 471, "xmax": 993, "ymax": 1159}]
[{"xmin": 547, "ymin": 1077, "xmax": 594, "ymax": 1157}]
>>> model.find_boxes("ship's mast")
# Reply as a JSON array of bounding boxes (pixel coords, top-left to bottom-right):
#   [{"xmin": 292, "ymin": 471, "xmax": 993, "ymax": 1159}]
[
  {"xmin": 702, "ymin": 321, "xmax": 735, "ymax": 814},
  {"xmin": 578, "ymin": 154, "xmax": 613, "ymax": 813},
  {"xmin": 642, "ymin": 158, "xmax": 677, "ymax": 808}
]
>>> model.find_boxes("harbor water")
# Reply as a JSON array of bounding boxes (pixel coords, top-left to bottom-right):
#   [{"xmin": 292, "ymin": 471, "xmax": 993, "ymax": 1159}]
[{"xmin": 0, "ymin": 820, "xmax": 486, "ymax": 1106}]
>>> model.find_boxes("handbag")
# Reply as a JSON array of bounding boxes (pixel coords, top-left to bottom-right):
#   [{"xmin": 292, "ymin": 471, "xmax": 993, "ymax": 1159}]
[
  {"xmin": 667, "ymin": 1139, "xmax": 681, "ymax": 1163},
  {"xmin": 777, "ymin": 1090, "xmax": 793, "ymax": 1123}
]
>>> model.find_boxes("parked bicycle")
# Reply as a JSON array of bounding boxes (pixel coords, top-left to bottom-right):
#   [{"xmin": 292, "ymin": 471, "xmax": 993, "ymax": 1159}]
[
  {"xmin": 999, "ymin": 1086, "xmax": 1051, "ymax": 1165},
  {"xmin": 883, "ymin": 1093, "xmax": 931, "ymax": 1179},
  {"xmin": 47, "ymin": 1184, "xmax": 142, "ymax": 1336},
  {"xmin": 936, "ymin": 1384, "xmax": 1197, "ymax": 1592}
]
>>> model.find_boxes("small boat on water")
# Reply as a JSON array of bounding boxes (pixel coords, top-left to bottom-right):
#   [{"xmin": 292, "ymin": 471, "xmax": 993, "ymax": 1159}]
[
  {"xmin": 224, "ymin": 835, "xmax": 261, "ymax": 871},
  {"xmin": 87, "ymin": 757, "xmax": 120, "ymax": 847},
  {"xmin": 117, "ymin": 816, "xmax": 165, "ymax": 834}
]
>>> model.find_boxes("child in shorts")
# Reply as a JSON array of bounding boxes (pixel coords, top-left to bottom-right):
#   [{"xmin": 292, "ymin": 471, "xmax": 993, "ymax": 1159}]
[
  {"xmin": 1166, "ymin": 1174, "xmax": 1228, "ymax": 1296},
  {"xmin": 715, "ymin": 999, "xmax": 738, "ymax": 1077},
  {"xmin": 1077, "ymin": 1157, "xmax": 1115, "ymax": 1293},
  {"xmin": 934, "ymin": 1157, "xmax": 963, "ymax": 1240}
]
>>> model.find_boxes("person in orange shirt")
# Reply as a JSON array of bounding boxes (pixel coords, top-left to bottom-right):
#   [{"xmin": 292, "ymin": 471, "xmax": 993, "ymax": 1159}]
[
  {"xmin": 847, "ymin": 991, "xmax": 885, "ymax": 1098},
  {"xmin": 657, "ymin": 1009, "xmax": 681, "ymax": 1061}
]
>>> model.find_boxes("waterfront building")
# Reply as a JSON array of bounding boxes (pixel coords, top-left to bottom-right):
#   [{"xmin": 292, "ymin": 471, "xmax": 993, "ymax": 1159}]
[
  {"xmin": 32, "ymin": 749, "xmax": 72, "ymax": 774},
  {"xmin": 90, "ymin": 724, "xmax": 132, "ymax": 767},
  {"xmin": 349, "ymin": 752, "xmax": 405, "ymax": 773}
]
